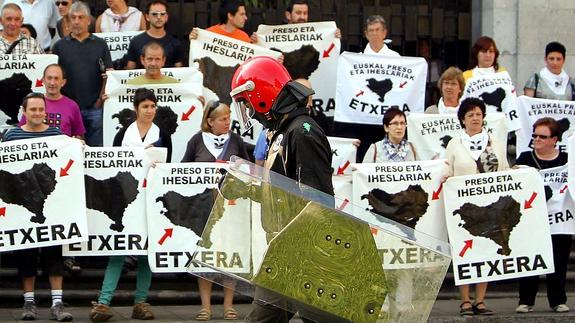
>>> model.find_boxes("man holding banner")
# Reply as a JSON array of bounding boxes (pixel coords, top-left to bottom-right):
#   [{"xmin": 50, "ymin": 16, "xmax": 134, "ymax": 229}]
[
  {"xmin": 125, "ymin": 0, "xmax": 184, "ymax": 69},
  {"xmin": 126, "ymin": 42, "xmax": 178, "ymax": 85},
  {"xmin": 363, "ymin": 15, "xmax": 398, "ymax": 56},
  {"xmin": 2, "ymin": 92, "xmax": 73, "ymax": 321}
]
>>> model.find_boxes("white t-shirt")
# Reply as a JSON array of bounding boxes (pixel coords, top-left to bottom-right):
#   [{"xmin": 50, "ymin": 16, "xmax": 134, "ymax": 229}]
[
  {"xmin": 363, "ymin": 43, "xmax": 400, "ymax": 56},
  {"xmin": 3, "ymin": 0, "xmax": 59, "ymax": 49}
]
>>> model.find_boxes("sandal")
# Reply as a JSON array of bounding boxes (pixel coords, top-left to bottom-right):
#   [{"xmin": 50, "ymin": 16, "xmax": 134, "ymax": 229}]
[
  {"xmin": 473, "ymin": 302, "xmax": 494, "ymax": 315},
  {"xmin": 459, "ymin": 301, "xmax": 473, "ymax": 316},
  {"xmin": 195, "ymin": 307, "xmax": 211, "ymax": 321},
  {"xmin": 224, "ymin": 307, "xmax": 238, "ymax": 320}
]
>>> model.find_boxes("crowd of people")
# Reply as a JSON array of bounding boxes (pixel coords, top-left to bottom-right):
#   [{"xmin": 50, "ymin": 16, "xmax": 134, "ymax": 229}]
[{"xmin": 0, "ymin": 0, "xmax": 573, "ymax": 322}]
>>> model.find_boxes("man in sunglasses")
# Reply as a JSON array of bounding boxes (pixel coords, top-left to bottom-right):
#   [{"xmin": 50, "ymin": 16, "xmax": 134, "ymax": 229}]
[{"xmin": 125, "ymin": 0, "xmax": 183, "ymax": 69}]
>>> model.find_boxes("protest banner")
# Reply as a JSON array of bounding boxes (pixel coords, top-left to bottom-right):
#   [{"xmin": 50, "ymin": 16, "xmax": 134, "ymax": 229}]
[
  {"xmin": 460, "ymin": 71, "xmax": 520, "ymax": 131},
  {"xmin": 94, "ymin": 31, "xmax": 141, "ymax": 61},
  {"xmin": 407, "ymin": 113, "xmax": 507, "ymax": 160},
  {"xmin": 538, "ymin": 165, "xmax": 575, "ymax": 234},
  {"xmin": 327, "ymin": 136, "xmax": 357, "ymax": 175},
  {"xmin": 516, "ymin": 95, "xmax": 575, "ymax": 156},
  {"xmin": 146, "ymin": 163, "xmax": 251, "ymax": 273},
  {"xmin": 106, "ymin": 67, "xmax": 203, "ymax": 86},
  {"xmin": 444, "ymin": 168, "xmax": 554, "ymax": 285},
  {"xmin": 334, "ymin": 52, "xmax": 427, "ymax": 125},
  {"xmin": 64, "ymin": 147, "xmax": 165, "ymax": 256},
  {"xmin": 188, "ymin": 29, "xmax": 282, "ymax": 144},
  {"xmin": 255, "ymin": 21, "xmax": 340, "ymax": 117},
  {"xmin": 0, "ymin": 136, "xmax": 87, "ymax": 252},
  {"xmin": 103, "ymin": 80, "xmax": 203, "ymax": 162}
]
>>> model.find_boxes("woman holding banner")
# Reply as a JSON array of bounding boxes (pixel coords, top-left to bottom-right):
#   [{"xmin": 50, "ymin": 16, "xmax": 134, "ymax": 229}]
[
  {"xmin": 463, "ymin": 36, "xmax": 505, "ymax": 82},
  {"xmin": 90, "ymin": 88, "xmax": 169, "ymax": 322},
  {"xmin": 515, "ymin": 117, "xmax": 570, "ymax": 313},
  {"xmin": 426, "ymin": 67, "xmax": 465, "ymax": 114},
  {"xmin": 445, "ymin": 97, "xmax": 509, "ymax": 316},
  {"xmin": 182, "ymin": 100, "xmax": 249, "ymax": 321},
  {"xmin": 362, "ymin": 107, "xmax": 416, "ymax": 162},
  {"xmin": 524, "ymin": 42, "xmax": 575, "ymax": 100}
]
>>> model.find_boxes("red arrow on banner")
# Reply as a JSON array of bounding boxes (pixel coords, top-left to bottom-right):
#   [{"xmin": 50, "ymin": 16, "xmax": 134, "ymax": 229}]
[
  {"xmin": 560, "ymin": 185, "xmax": 568, "ymax": 194},
  {"xmin": 524, "ymin": 192, "xmax": 538, "ymax": 209},
  {"xmin": 323, "ymin": 43, "xmax": 335, "ymax": 58},
  {"xmin": 459, "ymin": 239, "xmax": 473, "ymax": 257},
  {"xmin": 432, "ymin": 182, "xmax": 443, "ymax": 200},
  {"xmin": 355, "ymin": 90, "xmax": 364, "ymax": 97},
  {"xmin": 399, "ymin": 81, "xmax": 408, "ymax": 88},
  {"xmin": 60, "ymin": 159, "xmax": 74, "ymax": 177},
  {"xmin": 370, "ymin": 226, "xmax": 378, "ymax": 235},
  {"xmin": 35, "ymin": 79, "xmax": 43, "ymax": 87},
  {"xmin": 142, "ymin": 179, "xmax": 147, "ymax": 188},
  {"xmin": 337, "ymin": 160, "xmax": 350, "ymax": 175},
  {"xmin": 181, "ymin": 106, "xmax": 196, "ymax": 121},
  {"xmin": 158, "ymin": 228, "xmax": 173, "ymax": 245},
  {"xmin": 511, "ymin": 88, "xmax": 516, "ymax": 93},
  {"xmin": 0, "ymin": 207, "xmax": 5, "ymax": 217},
  {"xmin": 228, "ymin": 199, "xmax": 236, "ymax": 205},
  {"xmin": 337, "ymin": 198, "xmax": 350, "ymax": 211}
]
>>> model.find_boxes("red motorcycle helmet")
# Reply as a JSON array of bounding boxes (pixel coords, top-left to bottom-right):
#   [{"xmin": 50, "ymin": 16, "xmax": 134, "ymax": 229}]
[{"xmin": 230, "ymin": 56, "xmax": 292, "ymax": 132}]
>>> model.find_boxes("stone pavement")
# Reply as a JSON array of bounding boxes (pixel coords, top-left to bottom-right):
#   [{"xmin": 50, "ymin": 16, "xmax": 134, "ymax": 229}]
[{"xmin": 1, "ymin": 294, "xmax": 575, "ymax": 322}]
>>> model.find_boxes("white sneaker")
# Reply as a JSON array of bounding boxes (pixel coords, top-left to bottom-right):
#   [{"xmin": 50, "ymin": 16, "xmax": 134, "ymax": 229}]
[
  {"xmin": 515, "ymin": 304, "xmax": 533, "ymax": 313},
  {"xmin": 552, "ymin": 304, "xmax": 570, "ymax": 312}
]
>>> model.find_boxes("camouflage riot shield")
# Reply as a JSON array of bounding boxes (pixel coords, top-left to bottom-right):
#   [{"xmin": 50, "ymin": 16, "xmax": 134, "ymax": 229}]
[{"xmin": 188, "ymin": 157, "xmax": 451, "ymax": 323}]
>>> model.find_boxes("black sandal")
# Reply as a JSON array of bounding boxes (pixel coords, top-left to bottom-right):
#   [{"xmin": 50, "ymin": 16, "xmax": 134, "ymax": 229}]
[
  {"xmin": 473, "ymin": 301, "xmax": 494, "ymax": 315},
  {"xmin": 460, "ymin": 301, "xmax": 474, "ymax": 316}
]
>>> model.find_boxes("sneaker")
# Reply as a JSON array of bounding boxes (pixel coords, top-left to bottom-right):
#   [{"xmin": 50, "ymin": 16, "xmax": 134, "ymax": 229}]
[
  {"xmin": 516, "ymin": 304, "xmax": 533, "ymax": 313},
  {"xmin": 132, "ymin": 302, "xmax": 154, "ymax": 320},
  {"xmin": 552, "ymin": 304, "xmax": 570, "ymax": 312},
  {"xmin": 21, "ymin": 301, "xmax": 37, "ymax": 321},
  {"xmin": 90, "ymin": 301, "xmax": 114, "ymax": 322},
  {"xmin": 50, "ymin": 302, "xmax": 73, "ymax": 322}
]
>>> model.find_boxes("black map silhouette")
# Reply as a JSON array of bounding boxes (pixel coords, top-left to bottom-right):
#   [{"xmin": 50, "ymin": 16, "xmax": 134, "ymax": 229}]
[
  {"xmin": 196, "ymin": 57, "xmax": 238, "ymax": 105},
  {"xmin": 366, "ymin": 78, "xmax": 393, "ymax": 102},
  {"xmin": 156, "ymin": 188, "xmax": 217, "ymax": 237},
  {"xmin": 557, "ymin": 118, "xmax": 570, "ymax": 138},
  {"xmin": 0, "ymin": 163, "xmax": 56, "ymax": 224},
  {"xmin": 280, "ymin": 44, "xmax": 320, "ymax": 80},
  {"xmin": 361, "ymin": 185, "xmax": 429, "ymax": 232},
  {"xmin": 453, "ymin": 196, "xmax": 521, "ymax": 256},
  {"xmin": 85, "ymin": 172, "xmax": 139, "ymax": 232},
  {"xmin": 440, "ymin": 135, "xmax": 453, "ymax": 149},
  {"xmin": 479, "ymin": 88, "xmax": 506, "ymax": 112},
  {"xmin": 0, "ymin": 73, "xmax": 32, "ymax": 124},
  {"xmin": 544, "ymin": 185, "xmax": 553, "ymax": 202}
]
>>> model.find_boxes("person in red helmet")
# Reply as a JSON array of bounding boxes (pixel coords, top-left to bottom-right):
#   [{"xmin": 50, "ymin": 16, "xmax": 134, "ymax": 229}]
[{"xmin": 230, "ymin": 56, "xmax": 334, "ymax": 322}]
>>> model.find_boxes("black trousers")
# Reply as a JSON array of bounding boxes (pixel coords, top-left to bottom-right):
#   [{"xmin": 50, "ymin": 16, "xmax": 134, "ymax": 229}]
[{"xmin": 518, "ymin": 234, "xmax": 572, "ymax": 307}]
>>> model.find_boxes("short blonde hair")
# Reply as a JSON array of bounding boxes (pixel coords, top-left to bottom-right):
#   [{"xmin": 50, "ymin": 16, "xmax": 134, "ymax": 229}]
[
  {"xmin": 201, "ymin": 101, "xmax": 231, "ymax": 133},
  {"xmin": 438, "ymin": 66, "xmax": 464, "ymax": 98}
]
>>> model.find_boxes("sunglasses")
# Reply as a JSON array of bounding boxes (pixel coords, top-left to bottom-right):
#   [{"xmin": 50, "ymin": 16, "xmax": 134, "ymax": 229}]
[
  {"xmin": 205, "ymin": 100, "xmax": 220, "ymax": 118},
  {"xmin": 149, "ymin": 11, "xmax": 167, "ymax": 17},
  {"xmin": 531, "ymin": 134, "xmax": 552, "ymax": 139},
  {"xmin": 55, "ymin": 1, "xmax": 69, "ymax": 6}
]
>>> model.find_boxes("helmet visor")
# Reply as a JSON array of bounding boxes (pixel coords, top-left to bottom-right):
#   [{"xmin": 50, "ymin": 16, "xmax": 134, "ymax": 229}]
[{"xmin": 232, "ymin": 98, "xmax": 256, "ymax": 136}]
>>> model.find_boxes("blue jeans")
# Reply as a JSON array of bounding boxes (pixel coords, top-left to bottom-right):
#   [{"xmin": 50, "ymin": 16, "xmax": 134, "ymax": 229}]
[{"xmin": 81, "ymin": 108, "xmax": 103, "ymax": 147}]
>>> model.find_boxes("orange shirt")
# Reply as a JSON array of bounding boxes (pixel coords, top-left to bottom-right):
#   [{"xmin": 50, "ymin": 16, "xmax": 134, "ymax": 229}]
[{"xmin": 206, "ymin": 24, "xmax": 251, "ymax": 43}]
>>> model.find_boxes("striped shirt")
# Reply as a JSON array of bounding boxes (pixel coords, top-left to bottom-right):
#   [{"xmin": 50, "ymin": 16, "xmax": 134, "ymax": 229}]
[
  {"xmin": 2, "ymin": 126, "xmax": 62, "ymax": 142},
  {"xmin": 0, "ymin": 33, "xmax": 45, "ymax": 54}
]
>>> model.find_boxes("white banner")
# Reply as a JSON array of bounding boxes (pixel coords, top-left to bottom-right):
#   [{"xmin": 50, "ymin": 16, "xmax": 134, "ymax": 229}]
[
  {"xmin": 103, "ymin": 80, "xmax": 203, "ymax": 162},
  {"xmin": 407, "ymin": 113, "xmax": 508, "ymax": 160},
  {"xmin": 516, "ymin": 95, "xmax": 575, "ymax": 157},
  {"xmin": 94, "ymin": 31, "xmax": 142, "ymax": 61},
  {"xmin": 539, "ymin": 165, "xmax": 575, "ymax": 234},
  {"xmin": 444, "ymin": 168, "xmax": 554, "ymax": 285},
  {"xmin": 0, "ymin": 136, "xmax": 87, "ymax": 252},
  {"xmin": 461, "ymin": 71, "xmax": 520, "ymax": 131},
  {"xmin": 352, "ymin": 160, "xmax": 448, "ymax": 269},
  {"xmin": 146, "ymin": 163, "xmax": 251, "ymax": 273},
  {"xmin": 106, "ymin": 67, "xmax": 203, "ymax": 86},
  {"xmin": 334, "ymin": 52, "xmax": 427, "ymax": 125},
  {"xmin": 332, "ymin": 175, "xmax": 352, "ymax": 214},
  {"xmin": 256, "ymin": 21, "xmax": 340, "ymax": 117},
  {"xmin": 64, "ymin": 147, "xmax": 164, "ymax": 256},
  {"xmin": 327, "ymin": 136, "xmax": 357, "ymax": 175}
]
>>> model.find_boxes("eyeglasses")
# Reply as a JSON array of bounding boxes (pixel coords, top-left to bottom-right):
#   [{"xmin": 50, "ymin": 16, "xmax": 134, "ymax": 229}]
[
  {"xmin": 149, "ymin": 11, "xmax": 167, "ymax": 17},
  {"xmin": 388, "ymin": 121, "xmax": 407, "ymax": 127},
  {"xmin": 531, "ymin": 134, "xmax": 552, "ymax": 139},
  {"xmin": 55, "ymin": 1, "xmax": 69, "ymax": 6}
]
